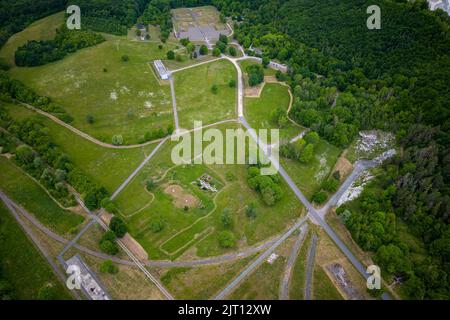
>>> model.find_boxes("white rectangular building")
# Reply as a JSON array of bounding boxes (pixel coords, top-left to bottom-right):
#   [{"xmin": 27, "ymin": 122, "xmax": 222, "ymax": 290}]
[{"xmin": 153, "ymin": 60, "xmax": 170, "ymax": 80}]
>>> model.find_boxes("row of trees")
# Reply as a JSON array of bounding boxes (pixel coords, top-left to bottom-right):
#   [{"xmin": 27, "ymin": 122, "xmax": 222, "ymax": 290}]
[
  {"xmin": 15, "ymin": 25, "xmax": 105, "ymax": 67},
  {"xmin": 67, "ymin": 0, "xmax": 148, "ymax": 35}
]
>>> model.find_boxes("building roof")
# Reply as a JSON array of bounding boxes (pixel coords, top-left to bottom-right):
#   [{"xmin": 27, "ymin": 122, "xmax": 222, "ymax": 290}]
[{"xmin": 153, "ymin": 60, "xmax": 170, "ymax": 78}]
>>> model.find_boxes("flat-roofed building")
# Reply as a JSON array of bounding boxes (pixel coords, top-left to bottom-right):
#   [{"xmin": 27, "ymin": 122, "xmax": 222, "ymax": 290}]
[
  {"xmin": 153, "ymin": 60, "xmax": 170, "ymax": 80},
  {"xmin": 269, "ymin": 61, "xmax": 288, "ymax": 73}
]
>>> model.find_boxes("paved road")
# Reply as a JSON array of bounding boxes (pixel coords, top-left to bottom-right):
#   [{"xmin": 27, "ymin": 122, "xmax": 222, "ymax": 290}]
[
  {"xmin": 169, "ymin": 77, "xmax": 180, "ymax": 131},
  {"xmin": 0, "ymin": 191, "xmax": 82, "ymax": 300},
  {"xmin": 213, "ymin": 216, "xmax": 308, "ymax": 300},
  {"xmin": 304, "ymin": 233, "xmax": 318, "ymax": 300},
  {"xmin": 225, "ymin": 55, "xmax": 392, "ymax": 300},
  {"xmin": 316, "ymin": 160, "xmax": 377, "ymax": 218},
  {"xmin": 279, "ymin": 224, "xmax": 309, "ymax": 300}
]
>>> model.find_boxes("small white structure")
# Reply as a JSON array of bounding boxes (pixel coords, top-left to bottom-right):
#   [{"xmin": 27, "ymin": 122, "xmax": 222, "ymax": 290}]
[
  {"xmin": 266, "ymin": 253, "xmax": 278, "ymax": 264},
  {"xmin": 153, "ymin": 60, "xmax": 170, "ymax": 80}
]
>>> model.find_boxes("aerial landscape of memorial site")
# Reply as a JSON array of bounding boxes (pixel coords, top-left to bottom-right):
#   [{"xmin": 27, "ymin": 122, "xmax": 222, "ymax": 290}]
[{"xmin": 0, "ymin": 0, "xmax": 449, "ymax": 302}]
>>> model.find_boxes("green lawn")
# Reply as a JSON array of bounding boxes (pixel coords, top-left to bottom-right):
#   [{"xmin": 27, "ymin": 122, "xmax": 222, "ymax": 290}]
[
  {"xmin": 280, "ymin": 140, "xmax": 342, "ymax": 199},
  {"xmin": 0, "ymin": 157, "xmax": 84, "ymax": 235},
  {"xmin": 8, "ymin": 29, "xmax": 176, "ymax": 145},
  {"xmin": 244, "ymin": 83, "xmax": 304, "ymax": 142},
  {"xmin": 0, "ymin": 202, "xmax": 72, "ymax": 300},
  {"xmin": 113, "ymin": 123, "xmax": 304, "ymax": 260},
  {"xmin": 3, "ymin": 103, "xmax": 155, "ymax": 193},
  {"xmin": 0, "ymin": 12, "xmax": 65, "ymax": 66},
  {"xmin": 174, "ymin": 59, "xmax": 237, "ymax": 129},
  {"xmin": 313, "ymin": 267, "xmax": 344, "ymax": 300}
]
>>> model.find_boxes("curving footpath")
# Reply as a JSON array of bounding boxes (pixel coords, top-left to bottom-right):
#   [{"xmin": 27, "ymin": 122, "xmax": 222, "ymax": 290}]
[
  {"xmin": 0, "ymin": 190, "xmax": 280, "ymax": 268},
  {"xmin": 221, "ymin": 52, "xmax": 392, "ymax": 300},
  {"xmin": 5, "ymin": 45, "xmax": 393, "ymax": 300}
]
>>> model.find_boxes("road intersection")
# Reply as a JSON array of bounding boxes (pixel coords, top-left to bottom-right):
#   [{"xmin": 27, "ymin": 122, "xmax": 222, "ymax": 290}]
[{"xmin": 0, "ymin": 45, "xmax": 393, "ymax": 300}]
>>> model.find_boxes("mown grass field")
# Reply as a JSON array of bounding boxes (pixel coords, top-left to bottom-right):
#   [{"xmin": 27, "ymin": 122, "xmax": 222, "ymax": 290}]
[
  {"xmin": 0, "ymin": 12, "xmax": 65, "ymax": 66},
  {"xmin": 0, "ymin": 202, "xmax": 72, "ymax": 300},
  {"xmin": 3, "ymin": 103, "xmax": 155, "ymax": 193},
  {"xmin": 5, "ymin": 15, "xmax": 177, "ymax": 145},
  {"xmin": 174, "ymin": 59, "xmax": 237, "ymax": 129},
  {"xmin": 113, "ymin": 123, "xmax": 304, "ymax": 260},
  {"xmin": 0, "ymin": 157, "xmax": 84, "ymax": 234},
  {"xmin": 280, "ymin": 140, "xmax": 342, "ymax": 200},
  {"xmin": 288, "ymin": 231, "xmax": 311, "ymax": 299},
  {"xmin": 244, "ymin": 83, "xmax": 304, "ymax": 141},
  {"xmin": 313, "ymin": 266, "xmax": 344, "ymax": 300}
]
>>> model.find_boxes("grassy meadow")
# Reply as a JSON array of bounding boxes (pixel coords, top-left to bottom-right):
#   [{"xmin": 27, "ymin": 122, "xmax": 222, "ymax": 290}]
[
  {"xmin": 244, "ymin": 83, "xmax": 305, "ymax": 141},
  {"xmin": 0, "ymin": 157, "xmax": 84, "ymax": 235},
  {"xmin": 4, "ymin": 15, "xmax": 177, "ymax": 145},
  {"xmin": 112, "ymin": 123, "xmax": 305, "ymax": 260},
  {"xmin": 0, "ymin": 12, "xmax": 65, "ymax": 66},
  {"xmin": 0, "ymin": 202, "xmax": 72, "ymax": 300},
  {"xmin": 3, "ymin": 103, "xmax": 155, "ymax": 193},
  {"xmin": 280, "ymin": 140, "xmax": 342, "ymax": 200},
  {"xmin": 174, "ymin": 59, "xmax": 237, "ymax": 129}
]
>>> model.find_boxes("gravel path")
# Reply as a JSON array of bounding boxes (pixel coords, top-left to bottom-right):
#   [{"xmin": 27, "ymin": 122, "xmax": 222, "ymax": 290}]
[{"xmin": 169, "ymin": 76, "xmax": 179, "ymax": 131}]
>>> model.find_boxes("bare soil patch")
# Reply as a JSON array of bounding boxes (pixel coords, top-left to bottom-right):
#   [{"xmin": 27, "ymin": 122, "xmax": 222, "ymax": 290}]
[
  {"xmin": 332, "ymin": 153, "xmax": 353, "ymax": 180},
  {"xmin": 244, "ymin": 82, "xmax": 265, "ymax": 97},
  {"xmin": 121, "ymin": 233, "xmax": 149, "ymax": 260},
  {"xmin": 164, "ymin": 184, "xmax": 199, "ymax": 208},
  {"xmin": 264, "ymin": 75, "xmax": 278, "ymax": 83}
]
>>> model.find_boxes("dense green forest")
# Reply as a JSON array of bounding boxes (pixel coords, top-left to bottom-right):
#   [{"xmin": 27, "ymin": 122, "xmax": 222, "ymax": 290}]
[
  {"xmin": 67, "ymin": 0, "xmax": 150, "ymax": 35},
  {"xmin": 223, "ymin": 0, "xmax": 450, "ymax": 299}
]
